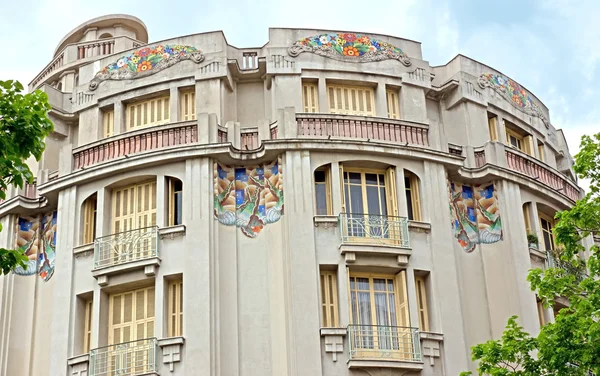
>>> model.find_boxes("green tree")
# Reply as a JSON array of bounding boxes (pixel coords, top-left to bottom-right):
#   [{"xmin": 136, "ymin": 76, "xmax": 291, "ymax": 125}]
[
  {"xmin": 462, "ymin": 132, "xmax": 600, "ymax": 376},
  {"xmin": 0, "ymin": 80, "xmax": 53, "ymax": 274}
]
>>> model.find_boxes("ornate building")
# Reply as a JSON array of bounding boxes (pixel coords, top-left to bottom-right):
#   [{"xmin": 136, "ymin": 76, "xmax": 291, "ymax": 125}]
[{"xmin": 0, "ymin": 14, "xmax": 588, "ymax": 376}]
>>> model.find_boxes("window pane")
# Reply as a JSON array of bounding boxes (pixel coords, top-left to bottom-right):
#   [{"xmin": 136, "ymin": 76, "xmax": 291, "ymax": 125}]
[
  {"xmin": 314, "ymin": 170, "xmax": 326, "ymax": 183},
  {"xmin": 366, "ymin": 186, "xmax": 381, "ymax": 215},
  {"xmin": 315, "ymin": 184, "xmax": 328, "ymax": 215},
  {"xmin": 406, "ymin": 190, "xmax": 414, "ymax": 220},
  {"xmin": 365, "ymin": 173, "xmax": 378, "ymax": 185},
  {"xmin": 347, "ymin": 172, "xmax": 362, "ymax": 185},
  {"xmin": 349, "ymin": 185, "xmax": 364, "ymax": 214}
]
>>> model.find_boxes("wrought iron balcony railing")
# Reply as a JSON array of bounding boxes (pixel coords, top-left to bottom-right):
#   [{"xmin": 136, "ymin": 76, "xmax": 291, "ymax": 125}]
[
  {"xmin": 546, "ymin": 250, "xmax": 587, "ymax": 283},
  {"xmin": 94, "ymin": 226, "xmax": 158, "ymax": 269},
  {"xmin": 89, "ymin": 338, "xmax": 157, "ymax": 376},
  {"xmin": 348, "ymin": 325, "xmax": 421, "ymax": 362},
  {"xmin": 340, "ymin": 213, "xmax": 410, "ymax": 248}
]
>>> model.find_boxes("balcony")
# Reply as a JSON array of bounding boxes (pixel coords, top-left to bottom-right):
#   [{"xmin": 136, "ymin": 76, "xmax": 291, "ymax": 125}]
[
  {"xmin": 94, "ymin": 226, "xmax": 158, "ymax": 271},
  {"xmin": 348, "ymin": 325, "xmax": 422, "ymax": 370},
  {"xmin": 296, "ymin": 113, "xmax": 429, "ymax": 147},
  {"xmin": 546, "ymin": 250, "xmax": 587, "ymax": 282},
  {"xmin": 89, "ymin": 338, "xmax": 157, "ymax": 376}
]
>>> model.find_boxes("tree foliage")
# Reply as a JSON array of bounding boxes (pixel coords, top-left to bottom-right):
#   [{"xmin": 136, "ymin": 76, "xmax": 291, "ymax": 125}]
[
  {"xmin": 0, "ymin": 80, "xmax": 53, "ymax": 274},
  {"xmin": 462, "ymin": 132, "xmax": 600, "ymax": 376}
]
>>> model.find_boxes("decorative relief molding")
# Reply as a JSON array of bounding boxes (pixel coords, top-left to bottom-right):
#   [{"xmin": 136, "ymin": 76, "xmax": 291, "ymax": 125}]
[
  {"xmin": 158, "ymin": 337, "xmax": 184, "ymax": 372},
  {"xmin": 408, "ymin": 68, "xmax": 427, "ymax": 81},
  {"xmin": 420, "ymin": 332, "xmax": 443, "ymax": 366},
  {"xmin": 313, "ymin": 215, "xmax": 339, "ymax": 228},
  {"xmin": 89, "ymin": 45, "xmax": 204, "ymax": 90},
  {"xmin": 477, "ymin": 73, "xmax": 549, "ymax": 127},
  {"xmin": 271, "ymin": 54, "xmax": 296, "ymax": 69},
  {"xmin": 320, "ymin": 328, "xmax": 346, "ymax": 362},
  {"xmin": 408, "ymin": 221, "xmax": 431, "ymax": 234},
  {"xmin": 288, "ymin": 33, "xmax": 411, "ymax": 66},
  {"xmin": 67, "ymin": 354, "xmax": 89, "ymax": 376}
]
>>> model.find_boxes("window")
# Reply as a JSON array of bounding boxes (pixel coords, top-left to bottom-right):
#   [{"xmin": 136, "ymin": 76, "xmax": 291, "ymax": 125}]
[
  {"xmin": 327, "ymin": 85, "xmax": 375, "ymax": 116},
  {"xmin": 404, "ymin": 171, "xmax": 421, "ymax": 221},
  {"xmin": 488, "ymin": 115, "xmax": 498, "ymax": 141},
  {"xmin": 320, "ymin": 270, "xmax": 339, "ymax": 327},
  {"xmin": 349, "ymin": 271, "xmax": 411, "ymax": 358},
  {"xmin": 415, "ymin": 275, "xmax": 430, "ymax": 332},
  {"xmin": 84, "ymin": 300, "xmax": 93, "ymax": 353},
  {"xmin": 340, "ymin": 166, "xmax": 397, "ymax": 216},
  {"xmin": 538, "ymin": 143, "xmax": 545, "ymax": 162},
  {"xmin": 82, "ymin": 195, "xmax": 97, "ymax": 244},
  {"xmin": 386, "ymin": 89, "xmax": 399, "ymax": 119},
  {"xmin": 180, "ymin": 90, "xmax": 196, "ymax": 121},
  {"xmin": 109, "ymin": 287, "xmax": 155, "ymax": 345},
  {"xmin": 505, "ymin": 122, "xmax": 534, "ymax": 156},
  {"xmin": 168, "ymin": 178, "xmax": 183, "ymax": 226},
  {"xmin": 103, "ymin": 109, "xmax": 114, "ymax": 137},
  {"xmin": 539, "ymin": 214, "xmax": 555, "ymax": 251},
  {"xmin": 302, "ymin": 82, "xmax": 319, "ymax": 113},
  {"xmin": 168, "ymin": 279, "xmax": 183, "ymax": 337},
  {"xmin": 126, "ymin": 96, "xmax": 170, "ymax": 131},
  {"xmin": 314, "ymin": 167, "xmax": 332, "ymax": 215},
  {"xmin": 112, "ymin": 181, "xmax": 157, "ymax": 233}
]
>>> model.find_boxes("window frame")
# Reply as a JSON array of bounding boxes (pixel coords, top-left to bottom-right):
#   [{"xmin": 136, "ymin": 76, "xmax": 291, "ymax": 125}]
[
  {"xmin": 103, "ymin": 109, "xmax": 115, "ymax": 138},
  {"xmin": 538, "ymin": 143, "xmax": 545, "ymax": 162},
  {"xmin": 167, "ymin": 178, "xmax": 183, "ymax": 226},
  {"xmin": 505, "ymin": 128, "xmax": 524, "ymax": 151},
  {"xmin": 125, "ymin": 96, "xmax": 170, "ymax": 131},
  {"xmin": 404, "ymin": 172, "xmax": 422, "ymax": 221},
  {"xmin": 302, "ymin": 82, "xmax": 319, "ymax": 113},
  {"xmin": 84, "ymin": 299, "xmax": 93, "ymax": 353},
  {"xmin": 386, "ymin": 88, "xmax": 400, "ymax": 119},
  {"xmin": 539, "ymin": 213, "xmax": 555, "ymax": 252},
  {"xmin": 415, "ymin": 275, "xmax": 430, "ymax": 332},
  {"xmin": 314, "ymin": 167, "xmax": 333, "ymax": 216},
  {"xmin": 327, "ymin": 84, "xmax": 375, "ymax": 116},
  {"xmin": 82, "ymin": 195, "xmax": 97, "ymax": 244},
  {"xmin": 168, "ymin": 279, "xmax": 183, "ymax": 337},
  {"xmin": 108, "ymin": 286, "xmax": 155, "ymax": 345},
  {"xmin": 180, "ymin": 89, "xmax": 196, "ymax": 121},
  {"xmin": 319, "ymin": 270, "xmax": 339, "ymax": 328}
]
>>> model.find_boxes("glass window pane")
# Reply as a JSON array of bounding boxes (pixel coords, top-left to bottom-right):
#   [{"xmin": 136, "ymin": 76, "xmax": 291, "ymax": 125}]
[
  {"xmin": 349, "ymin": 185, "xmax": 364, "ymax": 214},
  {"xmin": 406, "ymin": 190, "xmax": 414, "ymax": 220},
  {"xmin": 314, "ymin": 170, "xmax": 326, "ymax": 183},
  {"xmin": 365, "ymin": 173, "xmax": 378, "ymax": 185},
  {"xmin": 315, "ymin": 184, "xmax": 327, "ymax": 215},
  {"xmin": 366, "ymin": 186, "xmax": 381, "ymax": 215},
  {"xmin": 348, "ymin": 172, "xmax": 362, "ymax": 185}
]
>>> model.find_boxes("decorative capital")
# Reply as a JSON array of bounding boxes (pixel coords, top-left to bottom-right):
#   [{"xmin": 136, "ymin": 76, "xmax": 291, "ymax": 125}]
[
  {"xmin": 288, "ymin": 33, "xmax": 411, "ymax": 66},
  {"xmin": 478, "ymin": 73, "xmax": 549, "ymax": 127},
  {"xmin": 89, "ymin": 45, "xmax": 205, "ymax": 91}
]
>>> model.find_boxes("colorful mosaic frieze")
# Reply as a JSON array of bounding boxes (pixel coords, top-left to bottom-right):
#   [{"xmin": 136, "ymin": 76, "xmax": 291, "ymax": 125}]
[
  {"xmin": 288, "ymin": 33, "xmax": 411, "ymax": 66},
  {"xmin": 14, "ymin": 211, "xmax": 57, "ymax": 281},
  {"xmin": 477, "ymin": 73, "xmax": 549, "ymax": 127},
  {"xmin": 89, "ymin": 45, "xmax": 205, "ymax": 91},
  {"xmin": 214, "ymin": 158, "xmax": 284, "ymax": 238},
  {"xmin": 448, "ymin": 181, "xmax": 502, "ymax": 253}
]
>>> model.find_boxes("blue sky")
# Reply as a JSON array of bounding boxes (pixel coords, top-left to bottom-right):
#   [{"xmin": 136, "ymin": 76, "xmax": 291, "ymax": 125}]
[{"xmin": 0, "ymin": 0, "xmax": 597, "ymax": 180}]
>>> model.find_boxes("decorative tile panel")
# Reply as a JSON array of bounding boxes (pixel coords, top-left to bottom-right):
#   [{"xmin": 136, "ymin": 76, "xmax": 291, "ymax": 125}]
[
  {"xmin": 89, "ymin": 45, "xmax": 204, "ymax": 90},
  {"xmin": 288, "ymin": 33, "xmax": 411, "ymax": 66},
  {"xmin": 478, "ymin": 73, "xmax": 549, "ymax": 126},
  {"xmin": 14, "ymin": 211, "xmax": 57, "ymax": 281}
]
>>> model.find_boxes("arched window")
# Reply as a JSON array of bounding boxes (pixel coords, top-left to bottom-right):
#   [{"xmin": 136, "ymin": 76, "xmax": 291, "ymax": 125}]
[
  {"xmin": 314, "ymin": 164, "xmax": 332, "ymax": 215},
  {"xmin": 82, "ymin": 194, "xmax": 97, "ymax": 244},
  {"xmin": 404, "ymin": 170, "xmax": 422, "ymax": 221}
]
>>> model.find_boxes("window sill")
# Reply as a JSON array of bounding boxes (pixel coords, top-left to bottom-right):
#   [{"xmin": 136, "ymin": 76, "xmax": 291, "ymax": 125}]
[
  {"xmin": 92, "ymin": 257, "xmax": 161, "ymax": 286},
  {"xmin": 313, "ymin": 215, "xmax": 338, "ymax": 228},
  {"xmin": 159, "ymin": 224, "xmax": 186, "ymax": 239},
  {"xmin": 73, "ymin": 243, "xmax": 94, "ymax": 256},
  {"xmin": 347, "ymin": 359, "xmax": 424, "ymax": 371},
  {"xmin": 320, "ymin": 327, "xmax": 346, "ymax": 337},
  {"xmin": 408, "ymin": 220, "xmax": 431, "ymax": 233}
]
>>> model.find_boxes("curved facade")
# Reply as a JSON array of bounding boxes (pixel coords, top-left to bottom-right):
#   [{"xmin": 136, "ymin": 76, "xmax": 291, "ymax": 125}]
[{"xmin": 0, "ymin": 16, "xmax": 586, "ymax": 376}]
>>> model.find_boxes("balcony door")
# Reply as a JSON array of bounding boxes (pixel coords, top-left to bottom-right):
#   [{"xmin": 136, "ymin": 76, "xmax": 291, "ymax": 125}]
[
  {"xmin": 340, "ymin": 165, "xmax": 398, "ymax": 242},
  {"xmin": 349, "ymin": 271, "xmax": 412, "ymax": 360}
]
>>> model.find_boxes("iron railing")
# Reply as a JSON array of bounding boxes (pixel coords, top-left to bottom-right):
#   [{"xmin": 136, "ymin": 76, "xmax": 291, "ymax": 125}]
[
  {"xmin": 546, "ymin": 250, "xmax": 587, "ymax": 282},
  {"xmin": 94, "ymin": 226, "xmax": 158, "ymax": 269},
  {"xmin": 340, "ymin": 213, "xmax": 409, "ymax": 248},
  {"xmin": 89, "ymin": 338, "xmax": 157, "ymax": 376},
  {"xmin": 348, "ymin": 325, "xmax": 421, "ymax": 362}
]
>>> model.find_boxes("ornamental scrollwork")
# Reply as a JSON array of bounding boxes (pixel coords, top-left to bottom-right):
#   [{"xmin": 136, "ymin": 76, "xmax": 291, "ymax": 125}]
[{"xmin": 89, "ymin": 45, "xmax": 205, "ymax": 91}]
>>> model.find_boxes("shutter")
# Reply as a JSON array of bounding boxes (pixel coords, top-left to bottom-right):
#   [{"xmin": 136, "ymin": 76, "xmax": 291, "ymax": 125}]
[
  {"xmin": 385, "ymin": 167, "xmax": 398, "ymax": 217},
  {"xmin": 320, "ymin": 271, "xmax": 339, "ymax": 327},
  {"xmin": 394, "ymin": 270, "xmax": 410, "ymax": 327},
  {"xmin": 538, "ymin": 144, "xmax": 545, "ymax": 162},
  {"xmin": 112, "ymin": 181, "xmax": 157, "ymax": 233},
  {"xmin": 415, "ymin": 276, "xmax": 429, "ymax": 331},
  {"xmin": 302, "ymin": 83, "xmax": 318, "ymax": 113},
  {"xmin": 386, "ymin": 89, "xmax": 399, "ymax": 119},
  {"xmin": 180, "ymin": 91, "xmax": 196, "ymax": 121},
  {"xmin": 409, "ymin": 176, "xmax": 422, "ymax": 221},
  {"xmin": 84, "ymin": 300, "xmax": 93, "ymax": 352},
  {"xmin": 126, "ymin": 96, "xmax": 170, "ymax": 130},
  {"xmin": 83, "ymin": 197, "xmax": 97, "ymax": 244},
  {"xmin": 339, "ymin": 163, "xmax": 346, "ymax": 213},
  {"xmin": 325, "ymin": 168, "xmax": 333, "ymax": 215},
  {"xmin": 327, "ymin": 85, "xmax": 375, "ymax": 116},
  {"xmin": 523, "ymin": 204, "xmax": 532, "ymax": 232},
  {"xmin": 103, "ymin": 110, "xmax": 115, "ymax": 137},
  {"xmin": 488, "ymin": 117, "xmax": 498, "ymax": 141},
  {"xmin": 109, "ymin": 287, "xmax": 155, "ymax": 345},
  {"xmin": 524, "ymin": 135, "xmax": 535, "ymax": 156},
  {"xmin": 168, "ymin": 280, "xmax": 183, "ymax": 337}
]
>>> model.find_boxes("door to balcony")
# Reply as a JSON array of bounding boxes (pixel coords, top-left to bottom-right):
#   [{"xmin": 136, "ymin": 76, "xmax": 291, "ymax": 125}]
[{"xmin": 348, "ymin": 271, "xmax": 419, "ymax": 361}]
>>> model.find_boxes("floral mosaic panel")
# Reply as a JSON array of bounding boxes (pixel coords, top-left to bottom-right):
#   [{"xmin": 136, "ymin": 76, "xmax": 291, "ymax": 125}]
[
  {"xmin": 89, "ymin": 45, "xmax": 204, "ymax": 91},
  {"xmin": 478, "ymin": 73, "xmax": 549, "ymax": 126},
  {"xmin": 448, "ymin": 181, "xmax": 502, "ymax": 253},
  {"xmin": 214, "ymin": 158, "xmax": 284, "ymax": 238},
  {"xmin": 288, "ymin": 33, "xmax": 411, "ymax": 66},
  {"xmin": 14, "ymin": 211, "xmax": 57, "ymax": 281}
]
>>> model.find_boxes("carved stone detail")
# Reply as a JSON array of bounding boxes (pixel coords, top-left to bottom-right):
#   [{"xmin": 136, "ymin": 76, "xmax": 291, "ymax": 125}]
[{"xmin": 159, "ymin": 337, "xmax": 184, "ymax": 372}]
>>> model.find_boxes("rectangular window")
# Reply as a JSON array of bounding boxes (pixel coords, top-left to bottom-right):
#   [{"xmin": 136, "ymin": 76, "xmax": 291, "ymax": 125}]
[
  {"xmin": 168, "ymin": 279, "xmax": 183, "ymax": 337},
  {"xmin": 386, "ymin": 89, "xmax": 399, "ymax": 119},
  {"xmin": 327, "ymin": 85, "xmax": 375, "ymax": 116},
  {"xmin": 539, "ymin": 214, "xmax": 555, "ymax": 251},
  {"xmin": 320, "ymin": 270, "xmax": 339, "ymax": 327},
  {"xmin": 404, "ymin": 172, "xmax": 421, "ymax": 221},
  {"xmin": 505, "ymin": 128, "xmax": 523, "ymax": 151},
  {"xmin": 314, "ymin": 167, "xmax": 332, "ymax": 215},
  {"xmin": 488, "ymin": 115, "xmax": 498, "ymax": 141},
  {"xmin": 109, "ymin": 286, "xmax": 155, "ymax": 344},
  {"xmin": 112, "ymin": 181, "xmax": 157, "ymax": 233},
  {"xmin": 415, "ymin": 276, "xmax": 430, "ymax": 332},
  {"xmin": 168, "ymin": 178, "xmax": 183, "ymax": 226},
  {"xmin": 103, "ymin": 109, "xmax": 115, "ymax": 138},
  {"xmin": 83, "ymin": 196, "xmax": 97, "ymax": 244},
  {"xmin": 302, "ymin": 83, "xmax": 319, "ymax": 113},
  {"xmin": 84, "ymin": 300, "xmax": 93, "ymax": 353},
  {"xmin": 180, "ymin": 90, "xmax": 196, "ymax": 121},
  {"xmin": 126, "ymin": 96, "xmax": 170, "ymax": 131},
  {"xmin": 522, "ymin": 203, "xmax": 532, "ymax": 233}
]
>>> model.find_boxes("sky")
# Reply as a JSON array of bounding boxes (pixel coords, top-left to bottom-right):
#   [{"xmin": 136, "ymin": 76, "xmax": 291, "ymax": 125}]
[{"xmin": 0, "ymin": 0, "xmax": 597, "ymax": 189}]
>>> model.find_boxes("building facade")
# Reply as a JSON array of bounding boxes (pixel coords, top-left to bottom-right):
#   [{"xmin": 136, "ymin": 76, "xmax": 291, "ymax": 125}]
[{"xmin": 0, "ymin": 14, "xmax": 588, "ymax": 376}]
